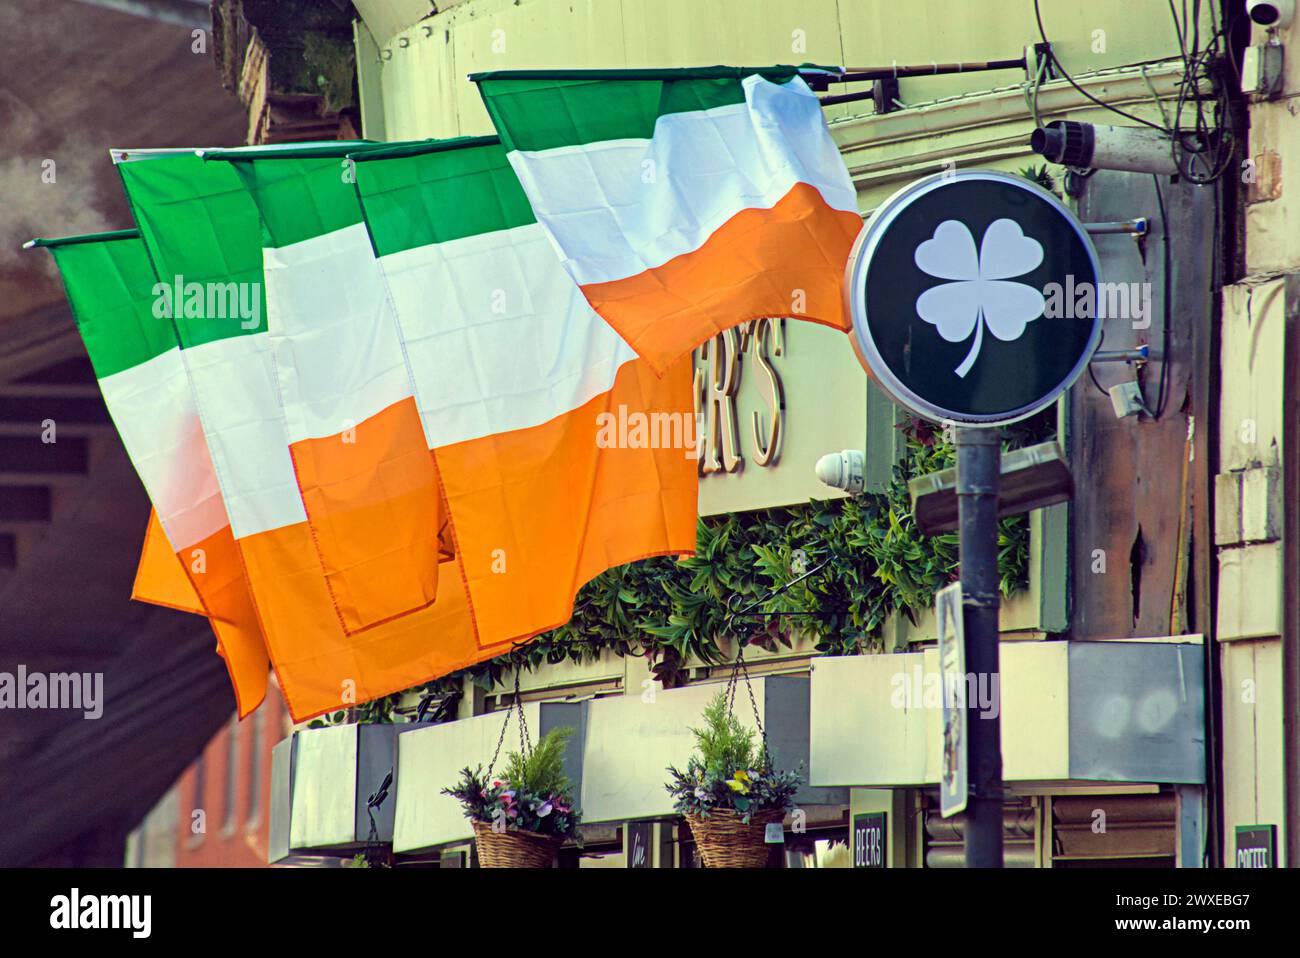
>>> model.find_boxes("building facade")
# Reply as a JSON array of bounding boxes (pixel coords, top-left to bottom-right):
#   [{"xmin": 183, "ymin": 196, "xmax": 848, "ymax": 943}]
[
  {"xmin": 134, "ymin": 0, "xmax": 1294, "ymax": 869},
  {"xmin": 128, "ymin": 683, "xmax": 289, "ymax": 867}
]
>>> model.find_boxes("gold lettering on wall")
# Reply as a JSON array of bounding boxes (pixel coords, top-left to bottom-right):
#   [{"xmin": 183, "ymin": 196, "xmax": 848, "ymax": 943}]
[
  {"xmin": 697, "ymin": 327, "xmax": 743, "ymax": 474},
  {"xmin": 693, "ymin": 319, "xmax": 786, "ymax": 476},
  {"xmin": 749, "ymin": 319, "xmax": 784, "ymax": 466}
]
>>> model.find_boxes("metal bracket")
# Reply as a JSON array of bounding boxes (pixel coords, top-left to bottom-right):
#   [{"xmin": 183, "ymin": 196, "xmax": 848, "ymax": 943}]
[
  {"xmin": 816, "ymin": 56, "xmax": 1028, "ymax": 107},
  {"xmin": 874, "ymin": 76, "xmax": 901, "ymax": 115},
  {"xmin": 1085, "ymin": 218, "xmax": 1149, "ymax": 237},
  {"xmin": 1031, "ymin": 42, "xmax": 1056, "ymax": 81},
  {"xmin": 722, "ymin": 557, "xmax": 834, "ymax": 631},
  {"xmin": 367, "ymin": 769, "xmax": 393, "ymax": 810},
  {"xmin": 1091, "ymin": 345, "xmax": 1150, "ymax": 364}
]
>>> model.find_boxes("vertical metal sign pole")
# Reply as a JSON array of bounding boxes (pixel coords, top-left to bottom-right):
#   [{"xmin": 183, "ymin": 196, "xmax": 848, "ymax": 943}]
[
  {"xmin": 955, "ymin": 427, "xmax": 1004, "ymax": 868},
  {"xmin": 844, "ymin": 169, "xmax": 1098, "ymax": 863}
]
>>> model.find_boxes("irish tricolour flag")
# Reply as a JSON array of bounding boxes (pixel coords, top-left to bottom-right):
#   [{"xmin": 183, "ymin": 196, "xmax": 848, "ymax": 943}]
[
  {"xmin": 115, "ymin": 146, "xmax": 474, "ymax": 721},
  {"xmin": 200, "ymin": 143, "xmax": 446, "ymax": 635},
  {"xmin": 348, "ymin": 137, "xmax": 699, "ymax": 651},
  {"xmin": 473, "ymin": 66, "xmax": 864, "ymax": 373},
  {"xmin": 28, "ymin": 230, "xmax": 269, "ymax": 716},
  {"xmin": 107, "ymin": 139, "xmax": 696, "ymax": 720}
]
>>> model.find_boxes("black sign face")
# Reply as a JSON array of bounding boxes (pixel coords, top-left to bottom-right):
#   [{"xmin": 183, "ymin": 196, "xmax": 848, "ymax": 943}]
[
  {"xmin": 627, "ymin": 821, "xmax": 652, "ymax": 868},
  {"xmin": 853, "ymin": 812, "xmax": 887, "ymax": 869},
  {"xmin": 847, "ymin": 171, "xmax": 1102, "ymax": 425},
  {"xmin": 1235, "ymin": 825, "xmax": 1276, "ymax": 868}
]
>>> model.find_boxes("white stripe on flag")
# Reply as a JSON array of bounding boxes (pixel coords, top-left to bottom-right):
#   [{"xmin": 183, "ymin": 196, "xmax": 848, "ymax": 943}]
[
  {"xmin": 181, "ymin": 332, "xmax": 307, "ymax": 539},
  {"xmin": 378, "ymin": 221, "xmax": 636, "ymax": 449},
  {"xmin": 98, "ymin": 348, "xmax": 228, "ymax": 550},
  {"xmin": 262, "ymin": 222, "xmax": 415, "ymax": 444},
  {"xmin": 506, "ymin": 75, "xmax": 859, "ymax": 287}
]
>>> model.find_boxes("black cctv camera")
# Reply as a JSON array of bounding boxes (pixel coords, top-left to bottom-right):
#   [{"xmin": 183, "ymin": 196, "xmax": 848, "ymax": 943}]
[{"xmin": 1247, "ymin": 0, "xmax": 1295, "ymax": 28}]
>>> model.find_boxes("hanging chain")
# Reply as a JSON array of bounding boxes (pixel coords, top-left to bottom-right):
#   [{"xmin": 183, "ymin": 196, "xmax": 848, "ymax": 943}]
[
  {"xmin": 722, "ymin": 638, "xmax": 773, "ymax": 771},
  {"xmin": 485, "ymin": 703, "xmax": 510, "ymax": 781},
  {"xmin": 485, "ymin": 664, "xmax": 531, "ymax": 780},
  {"xmin": 738, "ymin": 648, "xmax": 767, "ymax": 752},
  {"xmin": 514, "ymin": 666, "xmax": 532, "ymax": 761},
  {"xmin": 724, "ymin": 654, "xmax": 739, "ymax": 720},
  {"xmin": 715, "ymin": 553, "xmax": 834, "ymax": 772}
]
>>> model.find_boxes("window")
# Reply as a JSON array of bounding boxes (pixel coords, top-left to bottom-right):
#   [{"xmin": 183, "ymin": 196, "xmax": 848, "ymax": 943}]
[
  {"xmin": 222, "ymin": 715, "xmax": 239, "ymax": 835},
  {"xmin": 245, "ymin": 705, "xmax": 265, "ymax": 829},
  {"xmin": 188, "ymin": 754, "xmax": 207, "ymax": 848},
  {"xmin": 193, "ymin": 755, "xmax": 206, "ymax": 808}
]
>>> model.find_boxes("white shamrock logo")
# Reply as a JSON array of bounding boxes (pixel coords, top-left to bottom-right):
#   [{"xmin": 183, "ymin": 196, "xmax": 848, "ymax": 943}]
[{"xmin": 914, "ymin": 218, "xmax": 1046, "ymax": 378}]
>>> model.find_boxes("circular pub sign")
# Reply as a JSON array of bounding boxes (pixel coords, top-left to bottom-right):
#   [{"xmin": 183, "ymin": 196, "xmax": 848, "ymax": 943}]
[{"xmin": 846, "ymin": 170, "xmax": 1102, "ymax": 426}]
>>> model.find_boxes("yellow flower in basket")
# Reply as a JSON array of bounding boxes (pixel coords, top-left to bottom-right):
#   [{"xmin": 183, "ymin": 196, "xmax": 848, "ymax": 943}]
[{"xmin": 726, "ymin": 775, "xmax": 750, "ymax": 795}]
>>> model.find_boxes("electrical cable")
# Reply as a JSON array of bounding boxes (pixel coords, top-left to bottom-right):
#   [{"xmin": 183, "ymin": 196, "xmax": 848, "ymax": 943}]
[
  {"xmin": 1087, "ymin": 327, "xmax": 1110, "ymax": 398},
  {"xmin": 1169, "ymin": 0, "xmax": 1190, "ymax": 68},
  {"xmin": 1036, "ymin": 0, "xmax": 1238, "ymax": 185},
  {"xmin": 1169, "ymin": 0, "xmax": 1240, "ymax": 184},
  {"xmin": 1022, "ymin": 51, "xmax": 1047, "ymax": 128},
  {"xmin": 1151, "ymin": 173, "xmax": 1174, "ymax": 419},
  {"xmin": 1033, "ymin": 0, "xmax": 1171, "ymax": 132}
]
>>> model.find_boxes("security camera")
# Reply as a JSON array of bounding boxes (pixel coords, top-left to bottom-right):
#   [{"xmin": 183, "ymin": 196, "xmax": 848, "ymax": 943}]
[
  {"xmin": 1030, "ymin": 121, "xmax": 1179, "ymax": 175},
  {"xmin": 1247, "ymin": 0, "xmax": 1294, "ymax": 28},
  {"xmin": 814, "ymin": 449, "xmax": 865, "ymax": 494}
]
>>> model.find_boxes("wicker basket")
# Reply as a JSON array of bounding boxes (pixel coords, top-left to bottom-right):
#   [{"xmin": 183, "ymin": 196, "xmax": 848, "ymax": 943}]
[
  {"xmin": 686, "ymin": 807, "xmax": 786, "ymax": 868},
  {"xmin": 471, "ymin": 820, "xmax": 563, "ymax": 868}
]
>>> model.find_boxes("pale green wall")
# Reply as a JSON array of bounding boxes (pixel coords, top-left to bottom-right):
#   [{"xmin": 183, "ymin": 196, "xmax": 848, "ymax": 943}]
[
  {"xmin": 697, "ymin": 320, "xmax": 864, "ymax": 517},
  {"xmin": 367, "ymin": 0, "xmax": 1205, "ymax": 142},
  {"xmin": 353, "ymin": 0, "xmax": 1236, "ymax": 865}
]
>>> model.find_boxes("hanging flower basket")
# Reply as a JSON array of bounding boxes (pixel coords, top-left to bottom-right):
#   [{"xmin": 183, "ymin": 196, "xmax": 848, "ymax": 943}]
[
  {"xmin": 666, "ymin": 677, "xmax": 802, "ymax": 868},
  {"xmin": 442, "ymin": 673, "xmax": 582, "ymax": 868},
  {"xmin": 471, "ymin": 820, "xmax": 564, "ymax": 869},
  {"xmin": 686, "ymin": 807, "xmax": 787, "ymax": 868}
]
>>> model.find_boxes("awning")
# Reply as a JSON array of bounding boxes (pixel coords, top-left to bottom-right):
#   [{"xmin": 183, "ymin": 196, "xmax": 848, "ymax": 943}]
[
  {"xmin": 809, "ymin": 640, "xmax": 1205, "ymax": 787},
  {"xmin": 273, "ymin": 641, "xmax": 1201, "ymax": 860},
  {"xmin": 389, "ymin": 674, "xmax": 844, "ymax": 854}
]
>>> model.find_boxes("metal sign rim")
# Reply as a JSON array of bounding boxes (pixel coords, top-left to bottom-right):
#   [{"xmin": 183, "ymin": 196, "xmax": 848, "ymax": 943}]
[{"xmin": 845, "ymin": 169, "xmax": 1103, "ymax": 427}]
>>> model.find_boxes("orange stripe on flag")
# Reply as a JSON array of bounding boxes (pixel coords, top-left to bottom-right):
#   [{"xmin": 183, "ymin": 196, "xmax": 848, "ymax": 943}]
[
  {"xmin": 288, "ymin": 396, "xmax": 442, "ymax": 635},
  {"xmin": 133, "ymin": 511, "xmax": 269, "ymax": 718},
  {"xmin": 132, "ymin": 508, "xmax": 203, "ymax": 615},
  {"xmin": 239, "ymin": 358, "xmax": 696, "ymax": 723},
  {"xmin": 239, "ymin": 512, "xmax": 515, "ymax": 722},
  {"xmin": 436, "ymin": 357, "xmax": 699, "ymax": 649},
  {"xmin": 182, "ymin": 525, "xmax": 270, "ymax": 718},
  {"xmin": 203, "ymin": 361, "xmax": 695, "ymax": 722},
  {"xmin": 581, "ymin": 182, "xmax": 863, "ymax": 374}
]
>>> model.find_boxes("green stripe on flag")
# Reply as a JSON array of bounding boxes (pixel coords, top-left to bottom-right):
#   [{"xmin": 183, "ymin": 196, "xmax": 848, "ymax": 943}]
[
  {"xmin": 117, "ymin": 152, "xmax": 268, "ymax": 345},
  {"xmin": 39, "ymin": 231, "xmax": 176, "ymax": 379},
  {"xmin": 217, "ymin": 155, "xmax": 366, "ymax": 249},
  {"xmin": 210, "ymin": 142, "xmax": 458, "ymax": 249},
  {"xmin": 473, "ymin": 67, "xmax": 808, "ymax": 153},
  {"xmin": 350, "ymin": 138, "xmax": 535, "ymax": 257}
]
